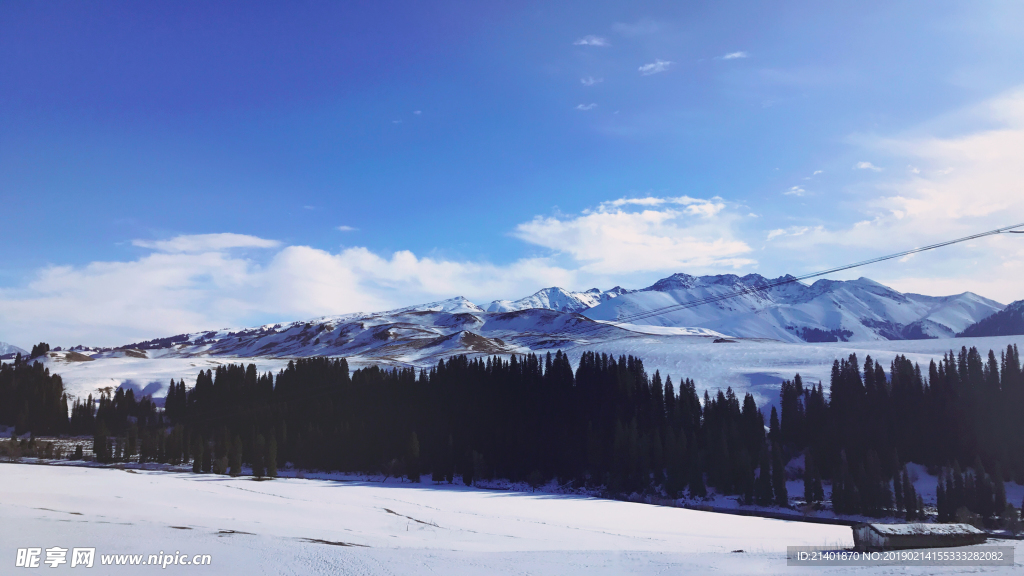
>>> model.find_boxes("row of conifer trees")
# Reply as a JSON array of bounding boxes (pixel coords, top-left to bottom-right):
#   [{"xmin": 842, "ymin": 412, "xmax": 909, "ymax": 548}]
[{"xmin": 2, "ymin": 345, "xmax": 1023, "ymax": 524}]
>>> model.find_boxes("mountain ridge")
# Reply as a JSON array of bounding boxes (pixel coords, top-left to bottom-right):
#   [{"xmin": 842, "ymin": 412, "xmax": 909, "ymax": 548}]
[
  {"xmin": 43, "ymin": 273, "xmax": 1009, "ymax": 362},
  {"xmin": 957, "ymin": 299, "xmax": 1024, "ymax": 338}
]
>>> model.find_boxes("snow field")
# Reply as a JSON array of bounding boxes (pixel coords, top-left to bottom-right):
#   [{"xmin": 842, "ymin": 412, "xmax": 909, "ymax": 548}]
[{"xmin": 4, "ymin": 463, "xmax": 1023, "ymax": 574}]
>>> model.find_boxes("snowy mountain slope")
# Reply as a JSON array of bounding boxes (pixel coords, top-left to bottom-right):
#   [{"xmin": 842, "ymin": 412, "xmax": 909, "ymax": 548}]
[
  {"xmin": 487, "ymin": 286, "xmax": 628, "ymax": 314},
  {"xmin": 0, "ymin": 341, "xmax": 27, "ymax": 359},
  {"xmin": 581, "ymin": 274, "xmax": 1004, "ymax": 343},
  {"xmin": 958, "ymin": 299, "xmax": 1024, "ymax": 337},
  {"xmin": 51, "ymin": 297, "xmax": 641, "ymax": 371}
]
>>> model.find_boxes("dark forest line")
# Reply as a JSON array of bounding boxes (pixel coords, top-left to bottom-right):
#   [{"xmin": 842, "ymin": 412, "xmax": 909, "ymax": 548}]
[{"xmin": 1, "ymin": 344, "xmax": 1023, "ymax": 526}]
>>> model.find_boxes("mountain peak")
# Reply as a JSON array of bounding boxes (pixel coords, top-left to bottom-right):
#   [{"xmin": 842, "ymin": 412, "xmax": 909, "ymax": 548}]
[{"xmin": 390, "ymin": 296, "xmax": 484, "ymax": 315}]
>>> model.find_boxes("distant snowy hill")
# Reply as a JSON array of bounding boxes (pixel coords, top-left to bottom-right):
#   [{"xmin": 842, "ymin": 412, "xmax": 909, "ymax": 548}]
[
  {"xmin": 492, "ymin": 273, "xmax": 1002, "ymax": 343},
  {"xmin": 36, "ymin": 273, "xmax": 1007, "ymax": 389},
  {"xmin": 0, "ymin": 341, "xmax": 28, "ymax": 359},
  {"xmin": 583, "ymin": 274, "xmax": 1003, "ymax": 343},
  {"xmin": 487, "ymin": 287, "xmax": 628, "ymax": 314},
  {"xmin": 958, "ymin": 299, "xmax": 1024, "ymax": 337},
  {"xmin": 62, "ymin": 297, "xmax": 641, "ymax": 368}
]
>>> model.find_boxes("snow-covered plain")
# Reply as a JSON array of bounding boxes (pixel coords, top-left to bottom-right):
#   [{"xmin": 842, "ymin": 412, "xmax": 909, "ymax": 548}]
[{"xmin": 4, "ymin": 462, "xmax": 1020, "ymax": 575}]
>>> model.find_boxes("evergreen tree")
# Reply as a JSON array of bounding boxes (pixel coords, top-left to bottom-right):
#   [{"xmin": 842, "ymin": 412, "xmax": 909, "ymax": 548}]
[
  {"xmin": 803, "ymin": 453, "xmax": 824, "ymax": 503},
  {"xmin": 201, "ymin": 441, "xmax": 212, "ymax": 473},
  {"xmin": 229, "ymin": 436, "xmax": 242, "ymax": 477},
  {"xmin": 772, "ymin": 443, "xmax": 788, "ymax": 507},
  {"xmin": 191, "ymin": 435, "xmax": 203, "ymax": 473},
  {"xmin": 903, "ymin": 467, "xmax": 917, "ymax": 521},
  {"xmin": 406, "ymin": 432, "xmax": 420, "ymax": 482},
  {"xmin": 936, "ymin": 477, "xmax": 947, "ymax": 522},
  {"xmin": 755, "ymin": 449, "xmax": 773, "ymax": 506},
  {"xmin": 894, "ymin": 464, "xmax": 905, "ymax": 513},
  {"xmin": 253, "ymin": 434, "xmax": 266, "ymax": 478},
  {"xmin": 993, "ymin": 464, "xmax": 1006, "ymax": 518},
  {"xmin": 267, "ymin": 436, "xmax": 278, "ymax": 477},
  {"xmin": 688, "ymin": 453, "xmax": 707, "ymax": 498}
]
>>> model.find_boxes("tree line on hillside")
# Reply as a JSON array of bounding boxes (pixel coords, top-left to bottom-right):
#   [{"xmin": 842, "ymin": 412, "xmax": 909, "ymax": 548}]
[{"xmin": 1, "ymin": 345, "xmax": 1022, "ymax": 526}]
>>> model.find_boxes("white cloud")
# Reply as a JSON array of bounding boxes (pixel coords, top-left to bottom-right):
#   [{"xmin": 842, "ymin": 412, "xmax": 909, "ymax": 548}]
[
  {"xmin": 573, "ymin": 35, "xmax": 608, "ymax": 46},
  {"xmin": 813, "ymin": 170, "xmax": 823, "ymax": 175},
  {"xmin": 639, "ymin": 60, "xmax": 673, "ymax": 76},
  {"xmin": 336, "ymin": 226, "xmax": 358, "ymax": 232},
  {"xmin": 722, "ymin": 51, "xmax": 748, "ymax": 60},
  {"xmin": 132, "ymin": 233, "xmax": 280, "ymax": 253},
  {"xmin": 768, "ymin": 88, "xmax": 1024, "ymax": 303},
  {"xmin": 766, "ymin": 226, "xmax": 818, "ymax": 241},
  {"xmin": 0, "ymin": 196, "xmax": 755, "ymax": 346},
  {"xmin": 0, "ymin": 236, "xmax": 574, "ymax": 347},
  {"xmin": 576, "ymin": 103, "xmax": 597, "ymax": 111},
  {"xmin": 784, "ymin": 186, "xmax": 807, "ymax": 196},
  {"xmin": 580, "ymin": 76, "xmax": 603, "ymax": 87},
  {"xmin": 514, "ymin": 196, "xmax": 752, "ymax": 275},
  {"xmin": 855, "ymin": 161, "xmax": 883, "ymax": 171}
]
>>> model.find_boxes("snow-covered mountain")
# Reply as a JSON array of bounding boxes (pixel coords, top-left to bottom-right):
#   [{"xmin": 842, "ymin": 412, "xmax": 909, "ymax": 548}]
[
  {"xmin": 487, "ymin": 287, "xmax": 628, "ymax": 314},
  {"xmin": 0, "ymin": 341, "xmax": 28, "ymax": 359},
  {"xmin": 958, "ymin": 299, "xmax": 1024, "ymax": 338},
  {"xmin": 64, "ymin": 297, "xmax": 640, "ymax": 368},
  {"xmin": 586, "ymin": 274, "xmax": 1003, "ymax": 343},
  {"xmin": 35, "ymin": 273, "xmax": 1007, "ymax": 374},
  {"xmin": 496, "ymin": 273, "xmax": 1003, "ymax": 344}
]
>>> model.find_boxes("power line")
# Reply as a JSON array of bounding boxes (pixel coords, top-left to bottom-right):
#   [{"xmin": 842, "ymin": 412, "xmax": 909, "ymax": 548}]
[{"xmin": 524, "ymin": 221, "xmax": 1024, "ymax": 348}]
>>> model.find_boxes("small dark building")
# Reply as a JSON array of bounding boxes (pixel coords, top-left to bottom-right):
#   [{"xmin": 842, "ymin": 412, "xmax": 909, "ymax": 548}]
[{"xmin": 852, "ymin": 523, "xmax": 987, "ymax": 551}]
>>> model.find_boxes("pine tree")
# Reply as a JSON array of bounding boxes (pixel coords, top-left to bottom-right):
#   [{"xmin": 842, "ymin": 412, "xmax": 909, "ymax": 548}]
[
  {"xmin": 772, "ymin": 443, "xmax": 788, "ymax": 507},
  {"xmin": 936, "ymin": 477, "xmax": 947, "ymax": 522},
  {"xmin": 993, "ymin": 464, "xmax": 1007, "ymax": 518},
  {"xmin": 192, "ymin": 435, "xmax": 203, "ymax": 473},
  {"xmin": 894, "ymin": 465, "xmax": 905, "ymax": 513},
  {"xmin": 664, "ymin": 430, "xmax": 688, "ymax": 498},
  {"xmin": 267, "ymin": 436, "xmax": 278, "ymax": 477},
  {"xmin": 903, "ymin": 467, "xmax": 916, "ymax": 521},
  {"xmin": 688, "ymin": 453, "xmax": 707, "ymax": 498},
  {"xmin": 229, "ymin": 435, "xmax": 242, "ymax": 477},
  {"xmin": 755, "ymin": 449, "xmax": 773, "ymax": 506},
  {"xmin": 768, "ymin": 407, "xmax": 780, "ymax": 445},
  {"xmin": 253, "ymin": 434, "xmax": 266, "ymax": 478},
  {"xmin": 406, "ymin": 432, "xmax": 420, "ymax": 482},
  {"xmin": 201, "ymin": 441, "xmax": 212, "ymax": 473}
]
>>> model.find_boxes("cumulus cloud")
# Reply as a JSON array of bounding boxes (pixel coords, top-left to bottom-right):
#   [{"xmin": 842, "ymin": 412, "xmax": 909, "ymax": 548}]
[
  {"xmin": 580, "ymin": 76, "xmax": 603, "ymax": 87},
  {"xmin": 0, "ymin": 235, "xmax": 574, "ymax": 347},
  {"xmin": 514, "ymin": 196, "xmax": 752, "ymax": 275},
  {"xmin": 576, "ymin": 103, "xmax": 597, "ymax": 111},
  {"xmin": 132, "ymin": 233, "xmax": 280, "ymax": 253},
  {"xmin": 0, "ymin": 194, "xmax": 754, "ymax": 346},
  {"xmin": 855, "ymin": 161, "xmax": 883, "ymax": 171},
  {"xmin": 639, "ymin": 59, "xmax": 673, "ymax": 76},
  {"xmin": 574, "ymin": 35, "xmax": 608, "ymax": 46},
  {"xmin": 722, "ymin": 51, "xmax": 748, "ymax": 60},
  {"xmin": 336, "ymin": 225, "xmax": 358, "ymax": 232},
  {"xmin": 784, "ymin": 186, "xmax": 807, "ymax": 196}
]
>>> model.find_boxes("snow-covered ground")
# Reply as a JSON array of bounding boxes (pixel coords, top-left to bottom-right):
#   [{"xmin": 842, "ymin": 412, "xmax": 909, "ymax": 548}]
[
  {"xmin": 4, "ymin": 462, "xmax": 1021, "ymax": 575},
  {"xmin": 39, "ymin": 333, "xmax": 1024, "ymax": 411}
]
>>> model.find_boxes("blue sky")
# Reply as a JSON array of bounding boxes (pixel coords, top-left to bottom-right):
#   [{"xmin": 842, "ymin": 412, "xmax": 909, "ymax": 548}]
[{"xmin": 2, "ymin": 1, "xmax": 1024, "ymax": 346}]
